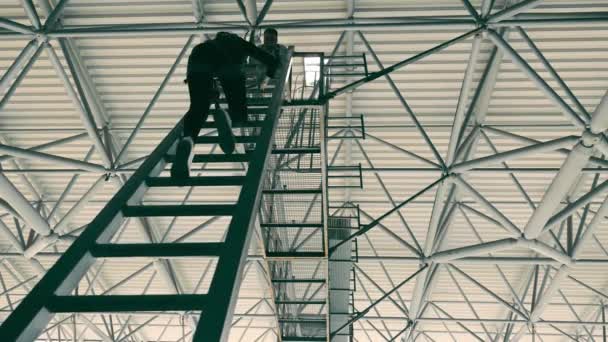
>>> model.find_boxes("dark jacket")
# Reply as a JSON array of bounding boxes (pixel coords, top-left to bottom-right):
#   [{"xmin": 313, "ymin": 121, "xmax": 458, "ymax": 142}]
[{"xmin": 188, "ymin": 32, "xmax": 278, "ymax": 76}]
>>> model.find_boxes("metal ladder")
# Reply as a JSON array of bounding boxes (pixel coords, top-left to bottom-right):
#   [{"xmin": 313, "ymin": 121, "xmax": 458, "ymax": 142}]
[{"xmin": 0, "ymin": 51, "xmax": 293, "ymax": 342}]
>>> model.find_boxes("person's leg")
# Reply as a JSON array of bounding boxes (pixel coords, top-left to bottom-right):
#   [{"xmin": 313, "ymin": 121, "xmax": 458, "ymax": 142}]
[
  {"xmin": 172, "ymin": 71, "xmax": 213, "ymax": 180},
  {"xmin": 183, "ymin": 71, "xmax": 213, "ymax": 140},
  {"xmin": 219, "ymin": 68, "xmax": 247, "ymax": 125}
]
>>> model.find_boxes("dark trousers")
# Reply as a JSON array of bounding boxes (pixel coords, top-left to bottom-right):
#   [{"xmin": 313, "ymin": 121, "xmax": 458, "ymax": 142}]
[{"xmin": 183, "ymin": 67, "xmax": 247, "ymax": 140}]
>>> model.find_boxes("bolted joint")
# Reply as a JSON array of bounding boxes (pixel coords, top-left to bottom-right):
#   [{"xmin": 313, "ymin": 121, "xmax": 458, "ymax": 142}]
[
  {"xmin": 581, "ymin": 129, "xmax": 601, "ymax": 148},
  {"xmin": 35, "ymin": 32, "xmax": 48, "ymax": 44},
  {"xmin": 476, "ymin": 18, "xmax": 488, "ymax": 32}
]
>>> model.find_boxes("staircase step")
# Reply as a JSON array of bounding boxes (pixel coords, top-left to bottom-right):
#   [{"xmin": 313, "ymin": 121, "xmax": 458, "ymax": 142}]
[
  {"xmin": 200, "ymin": 120, "xmax": 264, "ymax": 128},
  {"xmin": 165, "ymin": 154, "xmax": 249, "ymax": 164},
  {"xmin": 194, "ymin": 154, "xmax": 249, "ymax": 163},
  {"xmin": 123, "ymin": 204, "xmax": 234, "ymax": 217},
  {"xmin": 263, "ymin": 189, "xmax": 322, "ymax": 195},
  {"xmin": 195, "ymin": 136, "xmax": 257, "ymax": 144},
  {"xmin": 260, "ymin": 223, "xmax": 323, "ymax": 228},
  {"xmin": 272, "ymin": 147, "xmax": 321, "ymax": 154},
  {"xmin": 275, "ymin": 299, "xmax": 326, "ymax": 305},
  {"xmin": 266, "ymin": 251, "xmax": 325, "ymax": 258},
  {"xmin": 47, "ymin": 294, "xmax": 208, "ymax": 313},
  {"xmin": 272, "ymin": 278, "xmax": 326, "ymax": 283},
  {"xmin": 147, "ymin": 176, "xmax": 245, "ymax": 187},
  {"xmin": 281, "ymin": 337, "xmax": 326, "ymax": 342},
  {"xmin": 210, "ymin": 107, "xmax": 267, "ymax": 115},
  {"xmin": 91, "ymin": 242, "xmax": 223, "ymax": 258}
]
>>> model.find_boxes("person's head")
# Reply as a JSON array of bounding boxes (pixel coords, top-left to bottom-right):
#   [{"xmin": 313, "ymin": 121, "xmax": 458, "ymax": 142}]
[{"xmin": 263, "ymin": 28, "xmax": 278, "ymax": 46}]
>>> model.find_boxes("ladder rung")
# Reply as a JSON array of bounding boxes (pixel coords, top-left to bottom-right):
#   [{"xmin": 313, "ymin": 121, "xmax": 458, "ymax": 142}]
[
  {"xmin": 193, "ymin": 154, "xmax": 249, "ymax": 163},
  {"xmin": 279, "ymin": 318, "xmax": 326, "ymax": 324},
  {"xmin": 275, "ymin": 300, "xmax": 326, "ymax": 305},
  {"xmin": 91, "ymin": 242, "xmax": 223, "ymax": 258},
  {"xmin": 282, "ymin": 337, "xmax": 326, "ymax": 342},
  {"xmin": 248, "ymin": 98, "xmax": 272, "ymax": 106},
  {"xmin": 271, "ymin": 278, "xmax": 326, "ymax": 283},
  {"xmin": 123, "ymin": 204, "xmax": 234, "ymax": 217},
  {"xmin": 272, "ymin": 147, "xmax": 321, "ymax": 154},
  {"xmin": 165, "ymin": 154, "xmax": 249, "ymax": 163},
  {"xmin": 210, "ymin": 107, "xmax": 267, "ymax": 115},
  {"xmin": 200, "ymin": 120, "xmax": 264, "ymax": 129},
  {"xmin": 47, "ymin": 294, "xmax": 208, "ymax": 313},
  {"xmin": 260, "ymin": 223, "xmax": 323, "ymax": 228},
  {"xmin": 266, "ymin": 252, "xmax": 325, "ymax": 258},
  {"xmin": 195, "ymin": 136, "xmax": 257, "ymax": 144},
  {"xmin": 147, "ymin": 176, "xmax": 245, "ymax": 187},
  {"xmin": 193, "ymin": 153, "xmax": 249, "ymax": 163},
  {"xmin": 263, "ymin": 189, "xmax": 321, "ymax": 194}
]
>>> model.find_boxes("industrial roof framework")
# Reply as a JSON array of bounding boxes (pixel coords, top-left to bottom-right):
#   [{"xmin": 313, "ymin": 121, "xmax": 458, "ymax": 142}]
[{"xmin": 1, "ymin": 0, "xmax": 608, "ymax": 341}]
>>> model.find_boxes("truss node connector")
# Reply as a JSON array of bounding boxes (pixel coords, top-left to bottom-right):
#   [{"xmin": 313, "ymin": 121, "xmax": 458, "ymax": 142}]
[
  {"xmin": 104, "ymin": 171, "xmax": 118, "ymax": 182},
  {"xmin": 35, "ymin": 32, "xmax": 48, "ymax": 44},
  {"xmin": 23, "ymin": 232, "xmax": 59, "ymax": 259},
  {"xmin": 581, "ymin": 129, "xmax": 602, "ymax": 148},
  {"xmin": 476, "ymin": 19, "xmax": 488, "ymax": 32}
]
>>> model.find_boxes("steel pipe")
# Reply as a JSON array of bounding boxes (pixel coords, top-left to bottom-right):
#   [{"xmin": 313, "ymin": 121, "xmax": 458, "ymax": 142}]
[
  {"xmin": 115, "ymin": 35, "xmax": 195, "ymax": 165},
  {"xmin": 452, "ymin": 176, "xmax": 521, "ymax": 236},
  {"xmin": 529, "ymin": 264, "xmax": 570, "ymax": 322},
  {"xmin": 487, "ymin": 0, "xmax": 545, "ymax": 23},
  {"xmin": 52, "ymin": 176, "xmax": 107, "ymax": 235},
  {"xmin": 487, "ymin": 29, "xmax": 586, "ymax": 128},
  {"xmin": 518, "ymin": 239, "xmax": 572, "ymax": 266},
  {"xmin": 43, "ymin": 0, "xmax": 71, "ymax": 30},
  {"xmin": 447, "ymin": 34, "xmax": 482, "ymax": 165},
  {"xmin": 0, "ymin": 133, "xmax": 88, "ymax": 164},
  {"xmin": 19, "ymin": 0, "xmax": 41, "ymax": 29},
  {"xmin": 516, "ymin": 27, "xmax": 590, "ymax": 120},
  {"xmin": 428, "ymin": 238, "xmax": 519, "ymax": 263},
  {"xmin": 572, "ymin": 195, "xmax": 608, "ymax": 258},
  {"xmin": 0, "ymin": 18, "xmax": 33, "ymax": 34},
  {"xmin": 0, "ymin": 143, "xmax": 106, "ymax": 173},
  {"xmin": 0, "ymin": 173, "xmax": 51, "ymax": 236},
  {"xmin": 0, "ymin": 39, "xmax": 38, "ymax": 95},
  {"xmin": 591, "ymin": 90, "xmax": 608, "ymax": 134},
  {"xmin": 23, "ymin": 233, "xmax": 60, "ymax": 259},
  {"xmin": 543, "ymin": 178, "xmax": 608, "ymax": 233},
  {"xmin": 0, "ymin": 219, "xmax": 24, "ymax": 254},
  {"xmin": 0, "ymin": 42, "xmax": 44, "ymax": 111},
  {"xmin": 44, "ymin": 42, "xmax": 112, "ymax": 167},
  {"xmin": 451, "ymin": 136, "xmax": 579, "ymax": 173}
]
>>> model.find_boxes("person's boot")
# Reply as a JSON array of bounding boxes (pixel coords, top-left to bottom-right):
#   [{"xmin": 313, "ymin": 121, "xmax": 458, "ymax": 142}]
[
  {"xmin": 213, "ymin": 108, "xmax": 236, "ymax": 155},
  {"xmin": 171, "ymin": 136, "xmax": 194, "ymax": 179}
]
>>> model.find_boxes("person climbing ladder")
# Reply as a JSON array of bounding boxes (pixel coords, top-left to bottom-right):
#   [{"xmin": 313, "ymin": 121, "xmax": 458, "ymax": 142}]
[{"xmin": 171, "ymin": 31, "xmax": 279, "ymax": 179}]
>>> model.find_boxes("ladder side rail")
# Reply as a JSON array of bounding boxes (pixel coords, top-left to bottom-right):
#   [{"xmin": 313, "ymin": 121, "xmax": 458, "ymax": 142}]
[
  {"xmin": 194, "ymin": 48, "xmax": 294, "ymax": 342},
  {"xmin": 0, "ymin": 121, "xmax": 184, "ymax": 342}
]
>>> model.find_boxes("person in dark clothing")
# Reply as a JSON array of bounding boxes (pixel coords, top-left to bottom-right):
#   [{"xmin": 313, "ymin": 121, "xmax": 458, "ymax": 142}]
[{"xmin": 171, "ymin": 31, "xmax": 279, "ymax": 180}]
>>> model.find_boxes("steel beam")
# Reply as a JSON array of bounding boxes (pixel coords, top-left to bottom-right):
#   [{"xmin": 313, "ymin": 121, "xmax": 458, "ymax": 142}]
[
  {"xmin": 115, "ymin": 35, "xmax": 195, "ymax": 165},
  {"xmin": 357, "ymin": 30, "xmax": 446, "ymax": 168},
  {"xmin": 44, "ymin": 42, "xmax": 111, "ymax": 167},
  {"xmin": 0, "ymin": 173, "xmax": 51, "ymax": 236},
  {"xmin": 0, "ymin": 13, "xmax": 592, "ymax": 39},
  {"xmin": 487, "ymin": 0, "xmax": 544, "ymax": 23}
]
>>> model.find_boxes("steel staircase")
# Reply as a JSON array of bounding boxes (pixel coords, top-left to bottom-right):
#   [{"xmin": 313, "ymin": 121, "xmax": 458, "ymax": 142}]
[{"xmin": 0, "ymin": 50, "xmax": 293, "ymax": 342}]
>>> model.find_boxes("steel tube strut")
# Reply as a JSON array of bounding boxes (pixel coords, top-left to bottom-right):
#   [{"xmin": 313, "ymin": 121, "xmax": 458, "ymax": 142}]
[
  {"xmin": 324, "ymin": 27, "xmax": 483, "ymax": 100},
  {"xmin": 0, "ymin": 174, "xmax": 51, "ymax": 236},
  {"xmin": 0, "ymin": 39, "xmax": 38, "ymax": 95},
  {"xmin": 0, "ymin": 18, "xmax": 33, "ymax": 34},
  {"xmin": 358, "ymin": 31, "xmax": 446, "ymax": 168},
  {"xmin": 487, "ymin": 29, "xmax": 586, "ymax": 128}
]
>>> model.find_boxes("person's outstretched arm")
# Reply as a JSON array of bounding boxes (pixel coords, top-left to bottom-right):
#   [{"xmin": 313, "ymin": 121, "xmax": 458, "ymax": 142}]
[{"xmin": 237, "ymin": 39, "xmax": 279, "ymax": 77}]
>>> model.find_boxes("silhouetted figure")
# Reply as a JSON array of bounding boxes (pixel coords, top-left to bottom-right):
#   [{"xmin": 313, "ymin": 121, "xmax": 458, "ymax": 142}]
[{"xmin": 172, "ymin": 31, "xmax": 278, "ymax": 179}]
